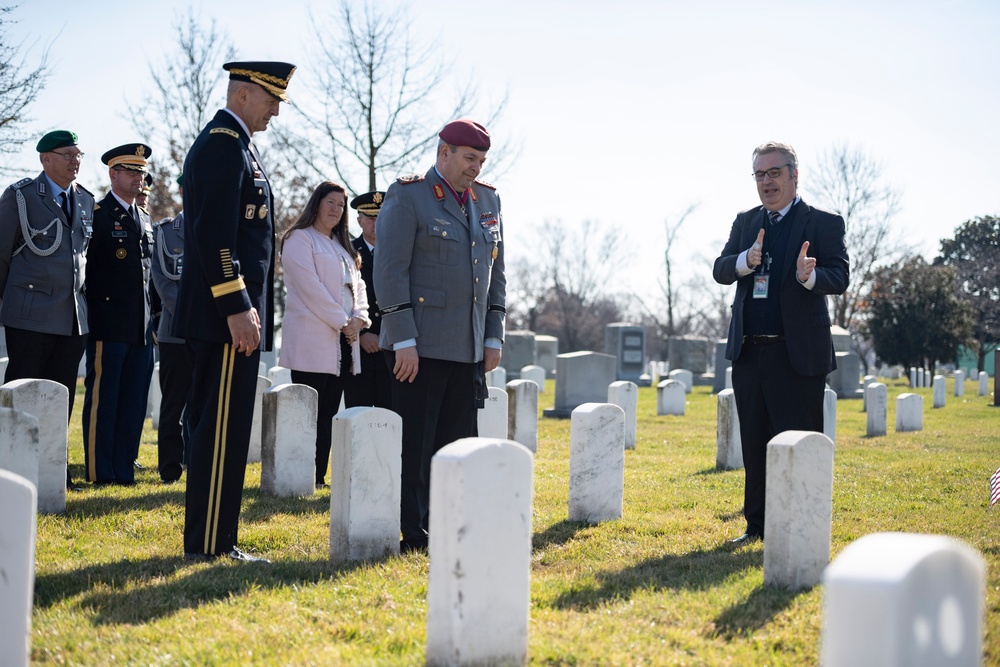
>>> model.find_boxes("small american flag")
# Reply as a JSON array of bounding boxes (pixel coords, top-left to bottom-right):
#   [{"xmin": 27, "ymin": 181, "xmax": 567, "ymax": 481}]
[{"xmin": 991, "ymin": 468, "xmax": 1000, "ymax": 507}]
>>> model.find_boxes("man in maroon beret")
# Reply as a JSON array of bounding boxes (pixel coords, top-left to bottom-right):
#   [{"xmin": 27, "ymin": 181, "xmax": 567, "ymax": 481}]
[{"xmin": 374, "ymin": 119, "xmax": 507, "ymax": 553}]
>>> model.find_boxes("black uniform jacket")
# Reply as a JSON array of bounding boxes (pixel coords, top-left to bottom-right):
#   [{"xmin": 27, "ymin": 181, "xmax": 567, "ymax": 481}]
[{"xmin": 174, "ymin": 109, "xmax": 275, "ymax": 349}]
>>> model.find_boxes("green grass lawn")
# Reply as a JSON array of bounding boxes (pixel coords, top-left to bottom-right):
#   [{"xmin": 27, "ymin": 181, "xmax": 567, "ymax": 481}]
[{"xmin": 29, "ymin": 376, "xmax": 1000, "ymax": 665}]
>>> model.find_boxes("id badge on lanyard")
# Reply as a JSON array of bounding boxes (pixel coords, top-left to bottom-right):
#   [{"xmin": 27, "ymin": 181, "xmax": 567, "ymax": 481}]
[{"xmin": 752, "ymin": 253, "xmax": 772, "ymax": 299}]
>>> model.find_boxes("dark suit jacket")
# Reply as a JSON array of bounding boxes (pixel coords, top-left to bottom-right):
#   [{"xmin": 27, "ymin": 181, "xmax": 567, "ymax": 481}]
[
  {"xmin": 352, "ymin": 235, "xmax": 380, "ymax": 336},
  {"xmin": 175, "ymin": 110, "xmax": 275, "ymax": 349},
  {"xmin": 86, "ymin": 192, "xmax": 152, "ymax": 344},
  {"xmin": 713, "ymin": 199, "xmax": 849, "ymax": 377}
]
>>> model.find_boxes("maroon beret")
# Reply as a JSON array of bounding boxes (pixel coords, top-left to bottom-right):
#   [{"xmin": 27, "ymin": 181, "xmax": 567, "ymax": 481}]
[{"xmin": 438, "ymin": 119, "xmax": 490, "ymax": 151}]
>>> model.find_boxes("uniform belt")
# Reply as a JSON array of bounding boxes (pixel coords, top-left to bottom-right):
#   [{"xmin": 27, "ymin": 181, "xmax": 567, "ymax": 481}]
[{"xmin": 744, "ymin": 335, "xmax": 784, "ymax": 345}]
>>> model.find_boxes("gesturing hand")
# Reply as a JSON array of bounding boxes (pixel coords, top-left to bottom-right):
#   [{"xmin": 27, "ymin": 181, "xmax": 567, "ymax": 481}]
[
  {"xmin": 748, "ymin": 228, "xmax": 765, "ymax": 268},
  {"xmin": 797, "ymin": 241, "xmax": 816, "ymax": 283}
]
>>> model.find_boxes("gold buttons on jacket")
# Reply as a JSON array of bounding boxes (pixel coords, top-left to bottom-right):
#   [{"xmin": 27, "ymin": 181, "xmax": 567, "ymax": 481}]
[{"xmin": 418, "ymin": 297, "xmax": 425, "ymax": 303}]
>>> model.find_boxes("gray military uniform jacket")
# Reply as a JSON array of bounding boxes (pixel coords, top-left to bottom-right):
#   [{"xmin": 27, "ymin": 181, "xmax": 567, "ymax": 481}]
[
  {"xmin": 150, "ymin": 212, "xmax": 185, "ymax": 344},
  {"xmin": 374, "ymin": 166, "xmax": 506, "ymax": 363},
  {"xmin": 0, "ymin": 172, "xmax": 94, "ymax": 335}
]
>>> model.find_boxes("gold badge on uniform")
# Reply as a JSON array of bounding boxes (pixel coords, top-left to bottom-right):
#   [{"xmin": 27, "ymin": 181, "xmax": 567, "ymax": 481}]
[
  {"xmin": 116, "ymin": 248, "xmax": 127, "ymax": 259},
  {"xmin": 259, "ymin": 204, "xmax": 268, "ymax": 219},
  {"xmin": 492, "ymin": 246, "xmax": 498, "ymax": 261},
  {"xmin": 245, "ymin": 205, "xmax": 256, "ymax": 219}
]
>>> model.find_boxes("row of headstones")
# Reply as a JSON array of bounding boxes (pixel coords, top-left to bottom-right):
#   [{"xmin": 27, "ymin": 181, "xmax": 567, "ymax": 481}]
[
  {"xmin": 1, "ymin": 425, "xmax": 985, "ymax": 666},
  {"xmin": 907, "ymin": 368, "xmax": 990, "ymax": 398},
  {"xmin": 717, "ymin": 383, "xmax": 931, "ymax": 467}
]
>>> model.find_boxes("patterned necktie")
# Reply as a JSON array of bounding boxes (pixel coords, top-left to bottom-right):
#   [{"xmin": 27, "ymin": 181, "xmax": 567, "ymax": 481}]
[{"xmin": 769, "ymin": 210, "xmax": 781, "ymax": 225}]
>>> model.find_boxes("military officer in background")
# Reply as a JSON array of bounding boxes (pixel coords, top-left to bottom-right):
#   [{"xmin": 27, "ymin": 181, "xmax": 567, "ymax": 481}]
[
  {"xmin": 136, "ymin": 173, "xmax": 152, "ymax": 210},
  {"xmin": 176, "ymin": 60, "xmax": 295, "ymax": 563},
  {"xmin": 374, "ymin": 119, "xmax": 507, "ymax": 553},
  {"xmin": 150, "ymin": 172, "xmax": 190, "ymax": 484},
  {"xmin": 0, "ymin": 130, "xmax": 94, "ymax": 489},
  {"xmin": 83, "ymin": 143, "xmax": 155, "ymax": 486},
  {"xmin": 343, "ymin": 190, "xmax": 392, "ymax": 410}
]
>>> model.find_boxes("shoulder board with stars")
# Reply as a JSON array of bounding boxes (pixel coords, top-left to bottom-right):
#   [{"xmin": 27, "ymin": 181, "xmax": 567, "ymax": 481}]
[
  {"xmin": 209, "ymin": 127, "xmax": 240, "ymax": 139},
  {"xmin": 474, "ymin": 178, "xmax": 496, "ymax": 190},
  {"xmin": 8, "ymin": 177, "xmax": 32, "ymax": 191},
  {"xmin": 397, "ymin": 174, "xmax": 424, "ymax": 185}
]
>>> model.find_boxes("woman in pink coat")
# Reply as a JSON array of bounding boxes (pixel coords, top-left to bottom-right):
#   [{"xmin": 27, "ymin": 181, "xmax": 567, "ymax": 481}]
[{"xmin": 279, "ymin": 181, "xmax": 370, "ymax": 486}]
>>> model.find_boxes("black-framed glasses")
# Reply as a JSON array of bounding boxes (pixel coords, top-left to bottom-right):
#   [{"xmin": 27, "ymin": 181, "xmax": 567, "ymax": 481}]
[
  {"xmin": 752, "ymin": 164, "xmax": 790, "ymax": 181},
  {"xmin": 50, "ymin": 150, "xmax": 85, "ymax": 162}
]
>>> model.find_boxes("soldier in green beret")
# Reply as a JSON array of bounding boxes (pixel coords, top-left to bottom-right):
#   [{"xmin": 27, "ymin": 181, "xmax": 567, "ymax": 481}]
[{"xmin": 0, "ymin": 130, "xmax": 95, "ymax": 491}]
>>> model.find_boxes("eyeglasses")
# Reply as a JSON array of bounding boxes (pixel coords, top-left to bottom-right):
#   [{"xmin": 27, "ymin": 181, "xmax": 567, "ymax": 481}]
[
  {"xmin": 112, "ymin": 167, "xmax": 147, "ymax": 177},
  {"xmin": 752, "ymin": 164, "xmax": 790, "ymax": 181},
  {"xmin": 50, "ymin": 150, "xmax": 85, "ymax": 162}
]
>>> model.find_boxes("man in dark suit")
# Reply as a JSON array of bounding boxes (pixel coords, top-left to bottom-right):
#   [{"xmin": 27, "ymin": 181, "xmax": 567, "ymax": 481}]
[
  {"xmin": 82, "ymin": 143, "xmax": 155, "ymax": 486},
  {"xmin": 374, "ymin": 119, "xmax": 507, "ymax": 552},
  {"xmin": 344, "ymin": 190, "xmax": 392, "ymax": 410},
  {"xmin": 0, "ymin": 130, "xmax": 94, "ymax": 489},
  {"xmin": 713, "ymin": 141, "xmax": 849, "ymax": 544},
  {"xmin": 175, "ymin": 60, "xmax": 295, "ymax": 563}
]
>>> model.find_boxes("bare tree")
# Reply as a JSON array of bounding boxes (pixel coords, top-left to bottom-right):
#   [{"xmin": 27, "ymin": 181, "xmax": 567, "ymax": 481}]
[
  {"xmin": 126, "ymin": 9, "xmax": 235, "ymax": 220},
  {"xmin": 0, "ymin": 5, "xmax": 50, "ymax": 175},
  {"xmin": 807, "ymin": 144, "xmax": 911, "ymax": 335},
  {"xmin": 275, "ymin": 0, "xmax": 509, "ymax": 196},
  {"xmin": 661, "ymin": 204, "xmax": 698, "ymax": 336}
]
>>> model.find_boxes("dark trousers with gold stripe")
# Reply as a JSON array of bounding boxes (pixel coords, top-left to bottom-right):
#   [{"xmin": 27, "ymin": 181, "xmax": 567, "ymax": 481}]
[
  {"xmin": 82, "ymin": 339, "xmax": 154, "ymax": 484},
  {"xmin": 183, "ymin": 339, "xmax": 260, "ymax": 556}
]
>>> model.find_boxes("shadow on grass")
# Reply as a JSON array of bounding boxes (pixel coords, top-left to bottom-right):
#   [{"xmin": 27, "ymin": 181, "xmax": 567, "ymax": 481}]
[
  {"xmin": 694, "ymin": 466, "xmax": 729, "ymax": 476},
  {"xmin": 34, "ymin": 555, "xmax": 369, "ymax": 625},
  {"xmin": 549, "ymin": 543, "xmax": 761, "ymax": 610},
  {"xmin": 532, "ymin": 519, "xmax": 589, "ymax": 552},
  {"xmin": 240, "ymin": 487, "xmax": 332, "ymax": 521},
  {"xmin": 711, "ymin": 582, "xmax": 810, "ymax": 639},
  {"xmin": 66, "ymin": 488, "xmax": 185, "ymax": 516}
]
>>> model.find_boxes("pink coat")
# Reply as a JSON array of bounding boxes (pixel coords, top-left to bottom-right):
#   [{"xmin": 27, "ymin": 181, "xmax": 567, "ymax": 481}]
[{"xmin": 279, "ymin": 226, "xmax": 370, "ymax": 375}]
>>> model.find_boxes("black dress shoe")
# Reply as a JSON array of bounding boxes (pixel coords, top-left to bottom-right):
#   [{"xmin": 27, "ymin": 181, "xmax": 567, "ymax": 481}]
[
  {"xmin": 66, "ymin": 480, "xmax": 83, "ymax": 492},
  {"xmin": 133, "ymin": 460, "xmax": 146, "ymax": 470},
  {"xmin": 730, "ymin": 532, "xmax": 763, "ymax": 545}
]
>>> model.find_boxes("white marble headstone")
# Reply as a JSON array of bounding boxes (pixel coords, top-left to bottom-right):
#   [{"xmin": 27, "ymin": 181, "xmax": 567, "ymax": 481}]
[
  {"xmin": 862, "ymin": 375, "xmax": 878, "ymax": 411},
  {"xmin": 0, "ymin": 469, "xmax": 36, "ymax": 667},
  {"xmin": 866, "ymin": 383, "xmax": 888, "ymax": 438},
  {"xmin": 486, "ymin": 366, "xmax": 507, "ymax": 389},
  {"xmin": 822, "ymin": 532, "xmax": 984, "ymax": 667},
  {"xmin": 725, "ymin": 365, "xmax": 733, "ymax": 389},
  {"xmin": 979, "ymin": 371, "xmax": 988, "ymax": 397},
  {"xmin": 656, "ymin": 379, "xmax": 685, "ymax": 416},
  {"xmin": 0, "ymin": 379, "xmax": 68, "ymax": 514},
  {"xmin": 823, "ymin": 387, "xmax": 837, "ymax": 443},
  {"xmin": 932, "ymin": 375, "xmax": 946, "ymax": 408},
  {"xmin": 149, "ymin": 362, "xmax": 161, "ymax": 428},
  {"xmin": 477, "ymin": 386, "xmax": 508, "ymax": 440},
  {"xmin": 0, "ymin": 406, "xmax": 39, "ymax": 495},
  {"xmin": 0, "ymin": 356, "xmax": 7, "ymax": 384},
  {"xmin": 520, "ymin": 364, "xmax": 546, "ymax": 392},
  {"xmin": 916, "ymin": 367, "xmax": 924, "ymax": 389},
  {"xmin": 569, "ymin": 403, "xmax": 625, "ymax": 523},
  {"xmin": 668, "ymin": 368, "xmax": 693, "ymax": 394},
  {"xmin": 247, "ymin": 375, "xmax": 272, "ymax": 464},
  {"xmin": 896, "ymin": 393, "xmax": 923, "ymax": 432},
  {"xmin": 329, "ymin": 407, "xmax": 401, "ymax": 562},
  {"xmin": 607, "ymin": 381, "xmax": 637, "ymax": 450},
  {"xmin": 426, "ymin": 438, "xmax": 533, "ymax": 667},
  {"xmin": 909, "ymin": 367, "xmax": 917, "ymax": 388},
  {"xmin": 954, "ymin": 369, "xmax": 965, "ymax": 397},
  {"xmin": 261, "ymin": 383, "xmax": 317, "ymax": 497},
  {"xmin": 716, "ymin": 389, "xmax": 743, "ymax": 470},
  {"xmin": 506, "ymin": 379, "xmax": 538, "ymax": 453},
  {"xmin": 267, "ymin": 365, "xmax": 293, "ymax": 387},
  {"xmin": 764, "ymin": 430, "xmax": 834, "ymax": 590}
]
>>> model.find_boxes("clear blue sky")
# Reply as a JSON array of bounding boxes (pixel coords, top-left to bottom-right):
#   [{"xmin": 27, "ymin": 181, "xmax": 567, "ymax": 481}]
[{"xmin": 9, "ymin": 0, "xmax": 999, "ymax": 298}]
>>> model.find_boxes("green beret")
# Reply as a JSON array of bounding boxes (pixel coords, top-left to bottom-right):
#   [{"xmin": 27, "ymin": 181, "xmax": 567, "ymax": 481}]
[{"xmin": 36, "ymin": 130, "xmax": 78, "ymax": 153}]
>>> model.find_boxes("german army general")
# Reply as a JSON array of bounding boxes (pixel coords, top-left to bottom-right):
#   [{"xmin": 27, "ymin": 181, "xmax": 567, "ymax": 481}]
[
  {"xmin": 374, "ymin": 119, "xmax": 506, "ymax": 553},
  {"xmin": 175, "ymin": 61, "xmax": 295, "ymax": 563},
  {"xmin": 0, "ymin": 130, "xmax": 94, "ymax": 489}
]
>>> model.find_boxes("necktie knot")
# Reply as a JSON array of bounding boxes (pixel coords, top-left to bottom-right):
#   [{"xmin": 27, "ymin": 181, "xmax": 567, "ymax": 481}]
[{"xmin": 768, "ymin": 210, "xmax": 781, "ymax": 225}]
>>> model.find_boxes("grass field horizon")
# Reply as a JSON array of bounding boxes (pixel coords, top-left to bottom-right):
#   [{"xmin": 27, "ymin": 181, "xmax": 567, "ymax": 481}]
[{"xmin": 27, "ymin": 375, "xmax": 1000, "ymax": 665}]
